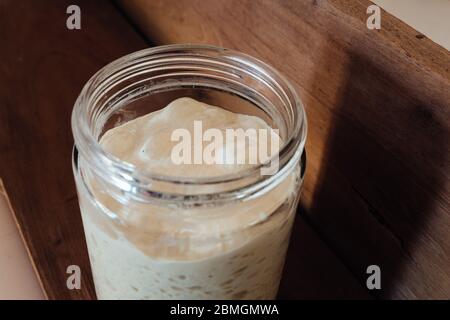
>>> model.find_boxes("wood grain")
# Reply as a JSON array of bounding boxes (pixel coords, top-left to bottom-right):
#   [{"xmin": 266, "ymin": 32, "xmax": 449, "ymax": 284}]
[
  {"xmin": 0, "ymin": 0, "xmax": 370, "ymax": 299},
  {"xmin": 0, "ymin": 0, "xmax": 148, "ymax": 299},
  {"xmin": 118, "ymin": 0, "xmax": 450, "ymax": 299}
]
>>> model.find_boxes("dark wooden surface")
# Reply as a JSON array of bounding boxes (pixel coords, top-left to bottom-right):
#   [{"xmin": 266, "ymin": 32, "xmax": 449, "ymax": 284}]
[
  {"xmin": 0, "ymin": 0, "xmax": 373, "ymax": 299},
  {"xmin": 0, "ymin": 0, "xmax": 148, "ymax": 299},
  {"xmin": 118, "ymin": 0, "xmax": 450, "ymax": 299}
]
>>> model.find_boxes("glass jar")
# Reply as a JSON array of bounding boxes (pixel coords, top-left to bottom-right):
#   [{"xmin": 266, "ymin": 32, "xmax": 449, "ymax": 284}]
[{"xmin": 72, "ymin": 44, "xmax": 307, "ymax": 300}]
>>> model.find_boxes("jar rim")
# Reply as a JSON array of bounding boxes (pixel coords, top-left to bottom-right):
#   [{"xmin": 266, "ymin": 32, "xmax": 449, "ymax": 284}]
[{"xmin": 72, "ymin": 44, "xmax": 307, "ymax": 199}]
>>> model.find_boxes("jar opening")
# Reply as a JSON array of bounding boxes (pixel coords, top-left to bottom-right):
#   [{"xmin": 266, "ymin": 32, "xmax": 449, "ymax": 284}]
[{"xmin": 72, "ymin": 44, "xmax": 307, "ymax": 204}]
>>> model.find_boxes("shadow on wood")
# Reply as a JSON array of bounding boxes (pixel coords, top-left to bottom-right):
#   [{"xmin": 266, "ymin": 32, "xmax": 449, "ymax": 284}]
[
  {"xmin": 278, "ymin": 212, "xmax": 371, "ymax": 299},
  {"xmin": 307, "ymin": 51, "xmax": 449, "ymax": 299}
]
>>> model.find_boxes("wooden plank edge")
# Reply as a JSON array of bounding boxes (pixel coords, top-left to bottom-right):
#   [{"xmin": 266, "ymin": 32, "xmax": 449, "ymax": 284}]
[{"xmin": 0, "ymin": 178, "xmax": 48, "ymax": 300}]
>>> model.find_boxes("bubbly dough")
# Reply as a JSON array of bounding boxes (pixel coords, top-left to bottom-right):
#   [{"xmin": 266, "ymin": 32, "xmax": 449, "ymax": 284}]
[
  {"xmin": 78, "ymin": 97, "xmax": 300, "ymax": 299},
  {"xmin": 100, "ymin": 97, "xmax": 280, "ymax": 177}
]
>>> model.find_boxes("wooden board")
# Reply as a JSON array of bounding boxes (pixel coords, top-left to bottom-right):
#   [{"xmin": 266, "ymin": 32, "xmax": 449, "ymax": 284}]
[
  {"xmin": 0, "ymin": 0, "xmax": 148, "ymax": 299},
  {"xmin": 0, "ymin": 179, "xmax": 46, "ymax": 299},
  {"xmin": 0, "ymin": 0, "xmax": 371, "ymax": 299},
  {"xmin": 118, "ymin": 0, "xmax": 450, "ymax": 299}
]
